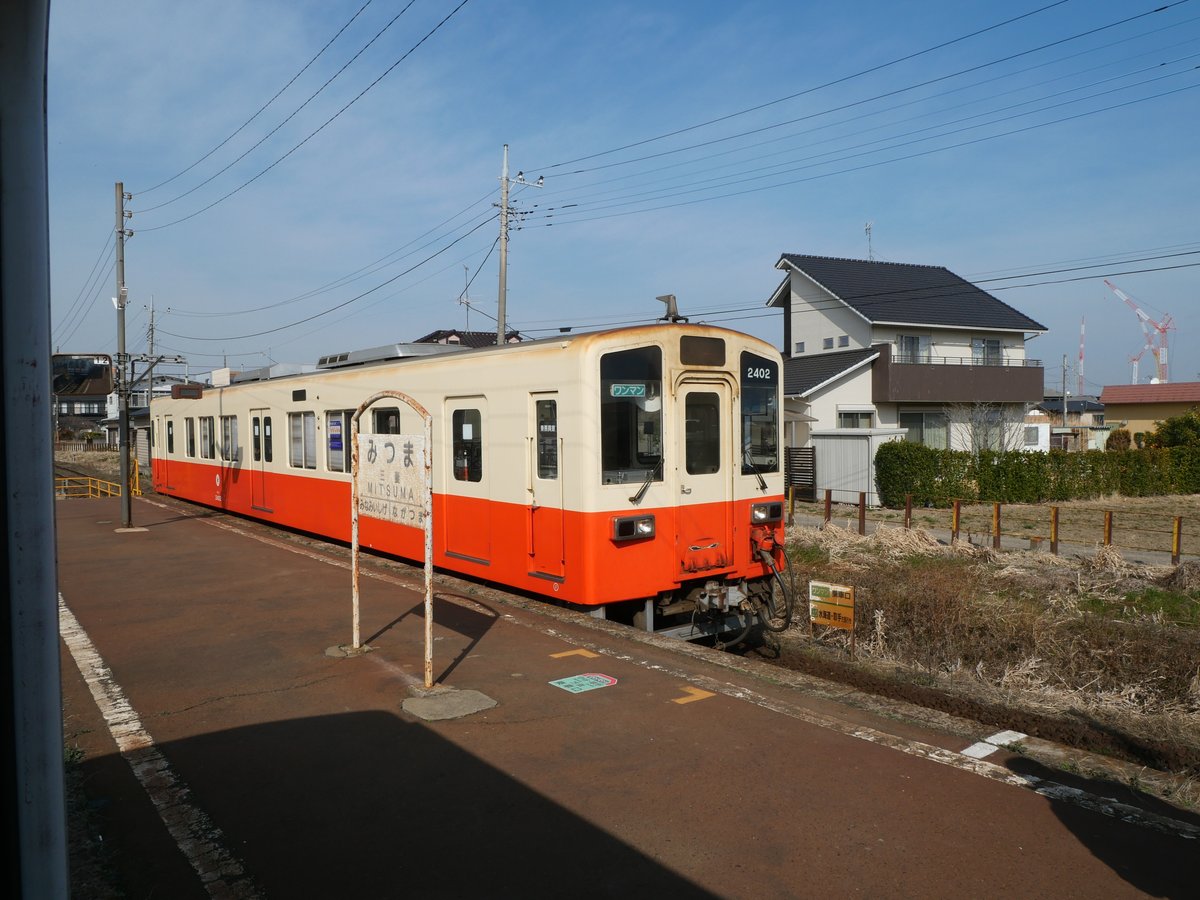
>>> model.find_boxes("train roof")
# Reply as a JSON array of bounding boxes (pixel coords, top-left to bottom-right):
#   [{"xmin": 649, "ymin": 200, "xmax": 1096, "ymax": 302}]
[{"xmin": 207, "ymin": 322, "xmax": 774, "ymax": 387}]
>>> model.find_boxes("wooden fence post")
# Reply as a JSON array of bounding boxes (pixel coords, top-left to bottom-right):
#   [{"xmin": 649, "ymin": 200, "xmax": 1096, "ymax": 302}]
[
  {"xmin": 951, "ymin": 499, "xmax": 961, "ymax": 543},
  {"xmin": 1103, "ymin": 510, "xmax": 1113, "ymax": 546},
  {"xmin": 992, "ymin": 502, "xmax": 1001, "ymax": 550},
  {"xmin": 824, "ymin": 489, "xmax": 832, "ymax": 525},
  {"xmin": 787, "ymin": 484, "xmax": 795, "ymax": 527},
  {"xmin": 1172, "ymin": 516, "xmax": 1182, "ymax": 565},
  {"xmin": 904, "ymin": 494, "xmax": 912, "ymax": 530},
  {"xmin": 858, "ymin": 492, "xmax": 866, "ymax": 536},
  {"xmin": 1050, "ymin": 506, "xmax": 1059, "ymax": 555}
]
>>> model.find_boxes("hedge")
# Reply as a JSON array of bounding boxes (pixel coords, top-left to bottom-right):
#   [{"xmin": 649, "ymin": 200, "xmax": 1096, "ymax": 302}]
[{"xmin": 875, "ymin": 442, "xmax": 1200, "ymax": 507}]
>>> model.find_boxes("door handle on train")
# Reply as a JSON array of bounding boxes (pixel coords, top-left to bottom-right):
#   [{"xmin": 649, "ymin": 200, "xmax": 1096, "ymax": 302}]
[{"xmin": 680, "ymin": 485, "xmax": 692, "ymax": 494}]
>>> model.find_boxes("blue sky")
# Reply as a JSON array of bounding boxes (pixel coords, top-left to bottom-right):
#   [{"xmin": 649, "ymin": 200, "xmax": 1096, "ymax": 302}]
[{"xmin": 47, "ymin": 0, "xmax": 1200, "ymax": 392}]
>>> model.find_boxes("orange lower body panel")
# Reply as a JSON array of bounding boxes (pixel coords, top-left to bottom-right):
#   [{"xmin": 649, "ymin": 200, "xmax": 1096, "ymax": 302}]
[{"xmin": 153, "ymin": 460, "xmax": 783, "ymax": 608}]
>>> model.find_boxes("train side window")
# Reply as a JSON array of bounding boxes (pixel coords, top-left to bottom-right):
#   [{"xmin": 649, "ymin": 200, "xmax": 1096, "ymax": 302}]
[
  {"xmin": 199, "ymin": 417, "xmax": 215, "ymax": 459},
  {"xmin": 536, "ymin": 399, "xmax": 557, "ymax": 479},
  {"xmin": 220, "ymin": 415, "xmax": 239, "ymax": 462},
  {"xmin": 600, "ymin": 346, "xmax": 662, "ymax": 484},
  {"xmin": 263, "ymin": 416, "xmax": 273, "ymax": 463},
  {"xmin": 327, "ymin": 409, "xmax": 355, "ymax": 472},
  {"xmin": 166, "ymin": 420, "xmax": 175, "ymax": 454},
  {"xmin": 685, "ymin": 392, "xmax": 721, "ymax": 475},
  {"xmin": 452, "ymin": 409, "xmax": 482, "ymax": 482},
  {"xmin": 252, "ymin": 417, "xmax": 261, "ymax": 462},
  {"xmin": 289, "ymin": 412, "xmax": 317, "ymax": 469},
  {"xmin": 373, "ymin": 407, "xmax": 401, "ymax": 434},
  {"xmin": 186, "ymin": 418, "xmax": 196, "ymax": 457}
]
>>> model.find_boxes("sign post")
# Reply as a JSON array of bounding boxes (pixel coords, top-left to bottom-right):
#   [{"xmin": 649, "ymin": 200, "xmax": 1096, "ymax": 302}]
[
  {"xmin": 809, "ymin": 579, "xmax": 856, "ymax": 657},
  {"xmin": 350, "ymin": 391, "xmax": 435, "ymax": 687}
]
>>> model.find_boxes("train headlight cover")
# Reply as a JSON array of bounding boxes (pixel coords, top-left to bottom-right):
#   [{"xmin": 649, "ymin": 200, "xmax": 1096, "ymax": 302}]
[
  {"xmin": 751, "ymin": 502, "xmax": 783, "ymax": 524},
  {"xmin": 612, "ymin": 514, "xmax": 656, "ymax": 541}
]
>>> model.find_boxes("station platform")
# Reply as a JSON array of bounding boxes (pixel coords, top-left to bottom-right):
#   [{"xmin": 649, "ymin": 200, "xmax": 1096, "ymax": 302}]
[{"xmin": 56, "ymin": 495, "xmax": 1197, "ymax": 898}]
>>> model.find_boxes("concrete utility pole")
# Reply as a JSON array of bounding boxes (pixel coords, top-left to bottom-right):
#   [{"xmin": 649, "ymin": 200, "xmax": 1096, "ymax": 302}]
[
  {"xmin": 495, "ymin": 144, "xmax": 542, "ymax": 346},
  {"xmin": 115, "ymin": 181, "xmax": 133, "ymax": 528}
]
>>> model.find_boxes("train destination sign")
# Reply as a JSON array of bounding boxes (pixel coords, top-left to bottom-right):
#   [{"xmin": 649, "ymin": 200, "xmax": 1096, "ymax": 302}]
[
  {"xmin": 357, "ymin": 433, "xmax": 426, "ymax": 526},
  {"xmin": 610, "ymin": 383, "xmax": 646, "ymax": 398}
]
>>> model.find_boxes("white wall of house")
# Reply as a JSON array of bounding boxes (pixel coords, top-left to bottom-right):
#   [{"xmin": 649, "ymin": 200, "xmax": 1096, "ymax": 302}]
[{"xmin": 787, "ymin": 275, "xmax": 872, "ymax": 355}]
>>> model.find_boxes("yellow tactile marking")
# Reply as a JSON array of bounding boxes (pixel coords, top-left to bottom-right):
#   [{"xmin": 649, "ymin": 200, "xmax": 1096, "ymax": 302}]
[
  {"xmin": 672, "ymin": 686, "xmax": 716, "ymax": 704},
  {"xmin": 550, "ymin": 648, "xmax": 600, "ymax": 659}
]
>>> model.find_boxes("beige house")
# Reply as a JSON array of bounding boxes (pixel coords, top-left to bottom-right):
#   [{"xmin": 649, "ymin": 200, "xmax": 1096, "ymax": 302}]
[{"xmin": 1098, "ymin": 383, "xmax": 1200, "ymax": 442}]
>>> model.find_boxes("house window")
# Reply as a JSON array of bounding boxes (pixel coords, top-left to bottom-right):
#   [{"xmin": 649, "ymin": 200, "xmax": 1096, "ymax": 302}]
[
  {"xmin": 288, "ymin": 412, "xmax": 317, "ymax": 469},
  {"xmin": 899, "ymin": 411, "xmax": 948, "ymax": 449},
  {"xmin": 838, "ymin": 411, "xmax": 873, "ymax": 428},
  {"xmin": 972, "ymin": 337, "xmax": 1002, "ymax": 365},
  {"xmin": 838, "ymin": 335, "xmax": 849, "ymax": 348},
  {"xmin": 1024, "ymin": 426, "xmax": 1040, "ymax": 446},
  {"xmin": 897, "ymin": 334, "xmax": 931, "ymax": 363},
  {"xmin": 793, "ymin": 341, "xmax": 805, "ymax": 354},
  {"xmin": 822, "ymin": 337, "xmax": 834, "ymax": 350}
]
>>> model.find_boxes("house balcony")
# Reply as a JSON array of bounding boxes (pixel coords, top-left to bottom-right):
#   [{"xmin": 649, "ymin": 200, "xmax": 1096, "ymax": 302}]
[{"xmin": 871, "ymin": 344, "xmax": 1043, "ymax": 404}]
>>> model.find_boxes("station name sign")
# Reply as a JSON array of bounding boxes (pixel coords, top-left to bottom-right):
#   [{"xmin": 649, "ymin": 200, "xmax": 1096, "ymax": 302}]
[{"xmin": 809, "ymin": 580, "xmax": 855, "ymax": 631}]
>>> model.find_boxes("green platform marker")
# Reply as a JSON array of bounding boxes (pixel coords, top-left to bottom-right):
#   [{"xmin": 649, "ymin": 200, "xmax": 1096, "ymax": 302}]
[{"xmin": 550, "ymin": 673, "xmax": 618, "ymax": 693}]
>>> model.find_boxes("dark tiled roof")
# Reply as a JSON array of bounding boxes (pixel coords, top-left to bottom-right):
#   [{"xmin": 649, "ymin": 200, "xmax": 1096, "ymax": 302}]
[
  {"xmin": 775, "ymin": 254, "xmax": 1047, "ymax": 332},
  {"xmin": 782, "ymin": 347, "xmax": 878, "ymax": 396},
  {"xmin": 1100, "ymin": 383, "xmax": 1200, "ymax": 405},
  {"xmin": 412, "ymin": 329, "xmax": 520, "ymax": 348},
  {"xmin": 1039, "ymin": 397, "xmax": 1104, "ymax": 414}
]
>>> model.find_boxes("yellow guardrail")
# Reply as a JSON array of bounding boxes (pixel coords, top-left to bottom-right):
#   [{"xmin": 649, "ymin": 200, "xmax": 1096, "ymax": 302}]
[{"xmin": 55, "ymin": 476, "xmax": 142, "ymax": 499}]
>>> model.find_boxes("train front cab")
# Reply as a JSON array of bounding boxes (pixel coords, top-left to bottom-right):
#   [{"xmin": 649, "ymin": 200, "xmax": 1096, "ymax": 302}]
[{"xmin": 583, "ymin": 329, "xmax": 788, "ymax": 642}]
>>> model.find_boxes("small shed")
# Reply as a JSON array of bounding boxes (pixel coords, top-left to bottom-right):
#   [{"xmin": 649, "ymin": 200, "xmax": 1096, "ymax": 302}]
[{"xmin": 810, "ymin": 428, "xmax": 907, "ymax": 506}]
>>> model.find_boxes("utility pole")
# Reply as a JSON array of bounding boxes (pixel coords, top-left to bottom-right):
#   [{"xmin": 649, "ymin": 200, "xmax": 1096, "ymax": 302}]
[
  {"xmin": 114, "ymin": 182, "xmax": 133, "ymax": 528},
  {"xmin": 1061, "ymin": 353, "xmax": 1068, "ymax": 450},
  {"xmin": 495, "ymin": 144, "xmax": 542, "ymax": 346}
]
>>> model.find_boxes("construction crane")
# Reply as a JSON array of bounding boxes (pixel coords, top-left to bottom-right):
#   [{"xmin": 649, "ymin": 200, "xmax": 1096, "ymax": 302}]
[{"xmin": 1105, "ymin": 278, "xmax": 1173, "ymax": 383}]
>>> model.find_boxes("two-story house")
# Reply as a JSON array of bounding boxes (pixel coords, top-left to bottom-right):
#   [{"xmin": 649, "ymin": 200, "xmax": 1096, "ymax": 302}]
[{"xmin": 767, "ymin": 254, "xmax": 1047, "ymax": 454}]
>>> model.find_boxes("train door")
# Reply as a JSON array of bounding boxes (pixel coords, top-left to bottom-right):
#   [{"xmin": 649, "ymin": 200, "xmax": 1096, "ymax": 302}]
[
  {"xmin": 527, "ymin": 393, "xmax": 564, "ymax": 579},
  {"xmin": 674, "ymin": 380, "xmax": 734, "ymax": 577},
  {"xmin": 250, "ymin": 409, "xmax": 272, "ymax": 511},
  {"xmin": 443, "ymin": 397, "xmax": 491, "ymax": 565},
  {"xmin": 159, "ymin": 415, "xmax": 172, "ymax": 488}
]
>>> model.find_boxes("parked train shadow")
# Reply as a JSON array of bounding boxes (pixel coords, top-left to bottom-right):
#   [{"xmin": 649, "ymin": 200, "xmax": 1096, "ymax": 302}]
[
  {"xmin": 78, "ymin": 710, "xmax": 717, "ymax": 898},
  {"xmin": 1003, "ymin": 756, "xmax": 1199, "ymax": 899}
]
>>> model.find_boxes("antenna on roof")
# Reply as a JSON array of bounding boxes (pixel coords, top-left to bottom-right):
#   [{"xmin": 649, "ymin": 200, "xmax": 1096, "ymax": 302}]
[
  {"xmin": 656, "ymin": 294, "xmax": 688, "ymax": 323},
  {"xmin": 865, "ymin": 221, "xmax": 874, "ymax": 261}
]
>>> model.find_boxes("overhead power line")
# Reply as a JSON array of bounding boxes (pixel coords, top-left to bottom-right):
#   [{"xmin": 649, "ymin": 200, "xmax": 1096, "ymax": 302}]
[
  {"xmin": 135, "ymin": 0, "xmax": 475, "ymax": 233},
  {"xmin": 535, "ymin": 0, "xmax": 1074, "ymax": 171},
  {"xmin": 135, "ymin": 0, "xmax": 376, "ymax": 196}
]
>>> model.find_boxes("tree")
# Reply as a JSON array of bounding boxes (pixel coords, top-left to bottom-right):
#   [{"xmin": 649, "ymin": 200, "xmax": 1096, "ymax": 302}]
[
  {"xmin": 1143, "ymin": 407, "xmax": 1200, "ymax": 448},
  {"xmin": 945, "ymin": 402, "xmax": 1030, "ymax": 455},
  {"xmin": 1105, "ymin": 428, "xmax": 1131, "ymax": 451}
]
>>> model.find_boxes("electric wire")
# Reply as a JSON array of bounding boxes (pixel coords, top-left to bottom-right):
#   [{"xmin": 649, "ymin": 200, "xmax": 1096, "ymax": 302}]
[
  {"xmin": 135, "ymin": 0, "xmax": 475, "ymax": 233},
  {"xmin": 54, "ymin": 232, "xmax": 116, "ymax": 345},
  {"xmin": 135, "ymin": 0, "xmax": 375, "ymax": 196},
  {"xmin": 56, "ymin": 259, "xmax": 117, "ymax": 349},
  {"xmin": 534, "ymin": 0, "xmax": 1074, "ymax": 171},
  {"xmin": 136, "ymin": 1, "xmax": 417, "ymax": 214},
  {"xmin": 156, "ymin": 211, "xmax": 497, "ymax": 342},
  {"xmin": 536, "ymin": 1, "xmax": 1189, "ymax": 175}
]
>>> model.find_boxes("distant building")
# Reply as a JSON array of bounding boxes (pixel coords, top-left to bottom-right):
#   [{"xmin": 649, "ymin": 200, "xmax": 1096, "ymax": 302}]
[
  {"xmin": 1099, "ymin": 382, "xmax": 1200, "ymax": 444},
  {"xmin": 413, "ymin": 329, "xmax": 521, "ymax": 348},
  {"xmin": 52, "ymin": 353, "xmax": 113, "ymax": 438},
  {"xmin": 1037, "ymin": 395, "xmax": 1108, "ymax": 451}
]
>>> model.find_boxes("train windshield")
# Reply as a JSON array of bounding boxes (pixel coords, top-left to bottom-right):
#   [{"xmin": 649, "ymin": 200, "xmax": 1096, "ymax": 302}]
[
  {"xmin": 741, "ymin": 351, "xmax": 779, "ymax": 474},
  {"xmin": 600, "ymin": 346, "xmax": 663, "ymax": 485}
]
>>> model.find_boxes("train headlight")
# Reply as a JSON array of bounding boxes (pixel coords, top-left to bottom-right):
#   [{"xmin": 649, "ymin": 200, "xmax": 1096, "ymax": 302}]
[
  {"xmin": 612, "ymin": 514, "xmax": 656, "ymax": 541},
  {"xmin": 751, "ymin": 502, "xmax": 783, "ymax": 524}
]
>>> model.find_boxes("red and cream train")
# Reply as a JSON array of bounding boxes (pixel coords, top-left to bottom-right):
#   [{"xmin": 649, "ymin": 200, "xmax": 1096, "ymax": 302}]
[{"xmin": 151, "ymin": 323, "xmax": 788, "ymax": 639}]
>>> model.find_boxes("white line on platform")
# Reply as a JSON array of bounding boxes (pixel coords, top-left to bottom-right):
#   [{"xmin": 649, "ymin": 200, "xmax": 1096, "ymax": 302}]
[
  {"xmin": 59, "ymin": 594, "xmax": 261, "ymax": 899},
  {"xmin": 962, "ymin": 730, "xmax": 1028, "ymax": 759}
]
